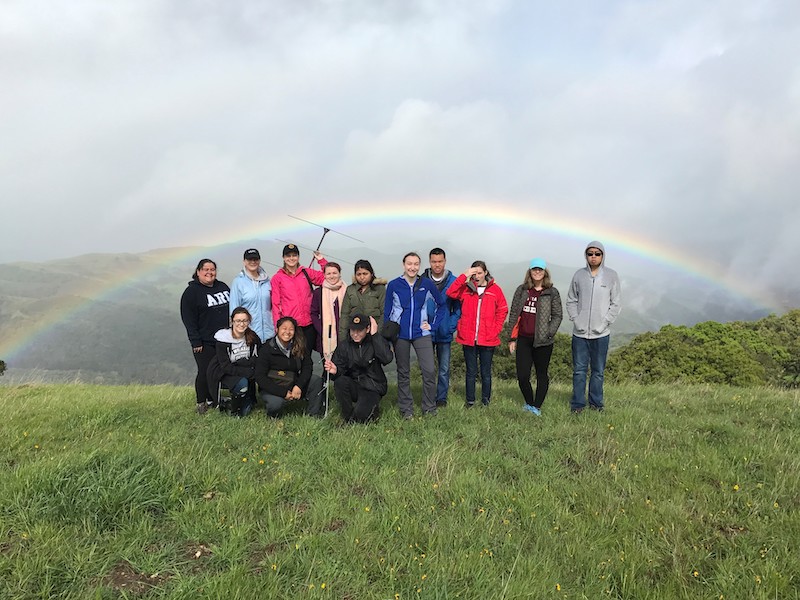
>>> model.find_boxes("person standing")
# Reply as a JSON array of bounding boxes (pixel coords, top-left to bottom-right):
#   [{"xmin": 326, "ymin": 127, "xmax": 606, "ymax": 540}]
[
  {"xmin": 228, "ymin": 248, "xmax": 273, "ymax": 343},
  {"xmin": 180, "ymin": 259, "xmax": 230, "ymax": 414},
  {"xmin": 271, "ymin": 244, "xmax": 327, "ymax": 357},
  {"xmin": 566, "ymin": 241, "xmax": 621, "ymax": 413},
  {"xmin": 310, "ymin": 262, "xmax": 347, "ymax": 359},
  {"xmin": 338, "ymin": 259, "xmax": 387, "ymax": 342},
  {"xmin": 422, "ymin": 248, "xmax": 461, "ymax": 408},
  {"xmin": 325, "ymin": 314, "xmax": 394, "ymax": 424},
  {"xmin": 446, "ymin": 261, "xmax": 508, "ymax": 407},
  {"xmin": 384, "ymin": 252, "xmax": 446, "ymax": 418},
  {"xmin": 507, "ymin": 258, "xmax": 563, "ymax": 416}
]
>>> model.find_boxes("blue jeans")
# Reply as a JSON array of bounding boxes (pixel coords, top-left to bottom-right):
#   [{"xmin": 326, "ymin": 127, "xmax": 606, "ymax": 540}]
[
  {"xmin": 463, "ymin": 345, "xmax": 495, "ymax": 405},
  {"xmin": 571, "ymin": 335, "xmax": 610, "ymax": 410},
  {"xmin": 433, "ymin": 342, "xmax": 452, "ymax": 404}
]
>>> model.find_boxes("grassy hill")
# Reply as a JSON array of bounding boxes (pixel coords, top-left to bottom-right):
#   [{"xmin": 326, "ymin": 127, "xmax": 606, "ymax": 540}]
[{"xmin": 2, "ymin": 381, "xmax": 798, "ymax": 599}]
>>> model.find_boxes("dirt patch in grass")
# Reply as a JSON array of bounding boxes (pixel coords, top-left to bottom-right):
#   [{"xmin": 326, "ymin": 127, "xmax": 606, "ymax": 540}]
[
  {"xmin": 323, "ymin": 518, "xmax": 346, "ymax": 532},
  {"xmin": 183, "ymin": 542, "xmax": 214, "ymax": 574},
  {"xmin": 102, "ymin": 560, "xmax": 167, "ymax": 595}
]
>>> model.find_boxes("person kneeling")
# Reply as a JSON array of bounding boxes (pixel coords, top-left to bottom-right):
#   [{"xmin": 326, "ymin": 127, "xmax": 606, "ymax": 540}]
[
  {"xmin": 324, "ymin": 314, "xmax": 394, "ymax": 424},
  {"xmin": 256, "ymin": 316, "xmax": 323, "ymax": 418}
]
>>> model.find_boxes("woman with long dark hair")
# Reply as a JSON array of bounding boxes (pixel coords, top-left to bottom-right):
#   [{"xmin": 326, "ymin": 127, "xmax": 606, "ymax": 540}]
[
  {"xmin": 338, "ymin": 259, "xmax": 387, "ymax": 341},
  {"xmin": 507, "ymin": 258, "xmax": 563, "ymax": 415},
  {"xmin": 207, "ymin": 306, "xmax": 260, "ymax": 417},
  {"xmin": 180, "ymin": 258, "xmax": 230, "ymax": 414},
  {"xmin": 446, "ymin": 260, "xmax": 508, "ymax": 407},
  {"xmin": 255, "ymin": 316, "xmax": 324, "ymax": 417}
]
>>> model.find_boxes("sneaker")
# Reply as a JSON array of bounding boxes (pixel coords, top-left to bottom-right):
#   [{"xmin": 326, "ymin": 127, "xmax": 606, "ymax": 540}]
[
  {"xmin": 424, "ymin": 409, "xmax": 438, "ymax": 417},
  {"xmin": 589, "ymin": 405, "xmax": 605, "ymax": 412},
  {"xmin": 464, "ymin": 402, "xmax": 475, "ymax": 409},
  {"xmin": 523, "ymin": 404, "xmax": 541, "ymax": 416},
  {"xmin": 571, "ymin": 407, "xmax": 584, "ymax": 415},
  {"xmin": 436, "ymin": 400, "xmax": 448, "ymax": 408},
  {"xmin": 481, "ymin": 400, "xmax": 490, "ymax": 406},
  {"xmin": 196, "ymin": 402, "xmax": 209, "ymax": 415},
  {"xmin": 402, "ymin": 413, "xmax": 414, "ymax": 421}
]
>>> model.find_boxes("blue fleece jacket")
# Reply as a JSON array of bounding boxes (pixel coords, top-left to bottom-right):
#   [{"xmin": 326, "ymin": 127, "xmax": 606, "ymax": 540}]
[{"xmin": 384, "ymin": 276, "xmax": 447, "ymax": 341}]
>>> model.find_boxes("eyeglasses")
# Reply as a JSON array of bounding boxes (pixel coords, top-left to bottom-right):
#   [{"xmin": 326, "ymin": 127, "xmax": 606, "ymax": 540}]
[
  {"xmin": 586, "ymin": 252, "xmax": 603, "ymax": 257},
  {"xmin": 232, "ymin": 319, "xmax": 250, "ymax": 325}
]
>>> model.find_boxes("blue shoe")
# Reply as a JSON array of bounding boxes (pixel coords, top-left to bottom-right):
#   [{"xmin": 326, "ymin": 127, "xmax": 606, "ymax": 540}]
[{"xmin": 523, "ymin": 404, "xmax": 541, "ymax": 416}]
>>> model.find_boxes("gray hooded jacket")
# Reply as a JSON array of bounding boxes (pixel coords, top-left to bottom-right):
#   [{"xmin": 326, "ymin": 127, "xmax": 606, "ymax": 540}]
[{"xmin": 565, "ymin": 241, "xmax": 621, "ymax": 339}]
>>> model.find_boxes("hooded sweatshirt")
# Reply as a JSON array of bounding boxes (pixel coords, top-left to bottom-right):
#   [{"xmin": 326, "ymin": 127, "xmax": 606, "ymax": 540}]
[
  {"xmin": 565, "ymin": 241, "xmax": 621, "ymax": 339},
  {"xmin": 180, "ymin": 279, "xmax": 231, "ymax": 347},
  {"xmin": 229, "ymin": 267, "xmax": 274, "ymax": 342}
]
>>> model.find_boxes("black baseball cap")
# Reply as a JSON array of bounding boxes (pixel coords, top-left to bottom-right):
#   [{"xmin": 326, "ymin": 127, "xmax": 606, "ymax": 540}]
[
  {"xmin": 349, "ymin": 314, "xmax": 369, "ymax": 330},
  {"xmin": 282, "ymin": 244, "xmax": 300, "ymax": 256},
  {"xmin": 243, "ymin": 248, "xmax": 260, "ymax": 260}
]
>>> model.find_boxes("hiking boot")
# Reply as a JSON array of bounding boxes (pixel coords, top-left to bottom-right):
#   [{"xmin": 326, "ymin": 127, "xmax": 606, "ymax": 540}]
[{"xmin": 196, "ymin": 402, "xmax": 210, "ymax": 415}]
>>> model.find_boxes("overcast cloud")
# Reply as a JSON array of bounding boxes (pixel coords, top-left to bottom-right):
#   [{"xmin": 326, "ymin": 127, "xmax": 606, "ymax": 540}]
[{"xmin": 1, "ymin": 0, "xmax": 798, "ymax": 307}]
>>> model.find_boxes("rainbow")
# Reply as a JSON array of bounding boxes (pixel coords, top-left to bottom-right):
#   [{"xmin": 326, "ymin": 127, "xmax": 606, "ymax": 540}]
[{"xmin": 0, "ymin": 197, "xmax": 780, "ymax": 364}]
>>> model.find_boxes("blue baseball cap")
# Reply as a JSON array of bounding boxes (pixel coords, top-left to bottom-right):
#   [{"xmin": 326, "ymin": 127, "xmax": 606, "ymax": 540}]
[{"xmin": 529, "ymin": 258, "xmax": 547, "ymax": 270}]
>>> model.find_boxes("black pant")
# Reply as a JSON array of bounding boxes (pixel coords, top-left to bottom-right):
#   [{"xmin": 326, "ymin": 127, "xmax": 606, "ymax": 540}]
[
  {"xmin": 335, "ymin": 375, "xmax": 381, "ymax": 423},
  {"xmin": 300, "ymin": 324, "xmax": 317, "ymax": 359},
  {"xmin": 515, "ymin": 337, "xmax": 553, "ymax": 409},
  {"xmin": 192, "ymin": 344, "xmax": 216, "ymax": 404}
]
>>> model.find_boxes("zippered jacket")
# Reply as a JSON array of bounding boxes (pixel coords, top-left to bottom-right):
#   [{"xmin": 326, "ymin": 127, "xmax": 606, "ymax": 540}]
[
  {"xmin": 565, "ymin": 241, "xmax": 621, "ymax": 339},
  {"xmin": 383, "ymin": 276, "xmax": 446, "ymax": 341},
  {"xmin": 271, "ymin": 259, "xmax": 327, "ymax": 327},
  {"xmin": 422, "ymin": 269, "xmax": 461, "ymax": 343},
  {"xmin": 255, "ymin": 337, "xmax": 314, "ymax": 397},
  {"xmin": 338, "ymin": 278, "xmax": 387, "ymax": 341},
  {"xmin": 330, "ymin": 331, "xmax": 394, "ymax": 396},
  {"xmin": 446, "ymin": 274, "xmax": 508, "ymax": 347},
  {"xmin": 207, "ymin": 328, "xmax": 260, "ymax": 394},
  {"xmin": 229, "ymin": 267, "xmax": 274, "ymax": 342},
  {"xmin": 507, "ymin": 285, "xmax": 563, "ymax": 347}
]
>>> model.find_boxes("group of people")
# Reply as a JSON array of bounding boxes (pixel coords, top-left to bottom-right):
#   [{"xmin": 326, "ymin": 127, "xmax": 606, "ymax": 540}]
[{"xmin": 179, "ymin": 241, "xmax": 621, "ymax": 422}]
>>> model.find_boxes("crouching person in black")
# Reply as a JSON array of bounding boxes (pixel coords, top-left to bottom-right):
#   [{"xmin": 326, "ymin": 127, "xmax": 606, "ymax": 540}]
[
  {"xmin": 256, "ymin": 316, "xmax": 324, "ymax": 418},
  {"xmin": 324, "ymin": 313, "xmax": 394, "ymax": 423},
  {"xmin": 207, "ymin": 307, "xmax": 260, "ymax": 417}
]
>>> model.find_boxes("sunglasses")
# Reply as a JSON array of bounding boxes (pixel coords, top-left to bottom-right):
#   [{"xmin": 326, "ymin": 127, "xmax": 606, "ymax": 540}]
[{"xmin": 586, "ymin": 252, "xmax": 603, "ymax": 257}]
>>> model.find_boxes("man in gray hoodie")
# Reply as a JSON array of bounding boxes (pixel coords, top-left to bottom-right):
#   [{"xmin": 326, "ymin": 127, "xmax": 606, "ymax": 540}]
[{"xmin": 565, "ymin": 241, "xmax": 621, "ymax": 413}]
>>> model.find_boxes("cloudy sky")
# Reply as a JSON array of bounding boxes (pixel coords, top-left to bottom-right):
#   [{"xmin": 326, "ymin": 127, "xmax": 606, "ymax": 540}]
[{"xmin": 2, "ymin": 0, "xmax": 798, "ymax": 307}]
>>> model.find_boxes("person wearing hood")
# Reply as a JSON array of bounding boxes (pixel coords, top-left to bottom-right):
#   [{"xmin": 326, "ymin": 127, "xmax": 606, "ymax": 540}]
[
  {"xmin": 271, "ymin": 244, "xmax": 328, "ymax": 358},
  {"xmin": 180, "ymin": 258, "xmax": 231, "ymax": 414},
  {"xmin": 422, "ymin": 248, "xmax": 462, "ymax": 408},
  {"xmin": 229, "ymin": 248, "xmax": 273, "ymax": 343},
  {"xmin": 310, "ymin": 261, "xmax": 347, "ymax": 360},
  {"xmin": 338, "ymin": 259, "xmax": 387, "ymax": 342},
  {"xmin": 207, "ymin": 307, "xmax": 260, "ymax": 417},
  {"xmin": 447, "ymin": 261, "xmax": 509, "ymax": 407},
  {"xmin": 566, "ymin": 241, "xmax": 621, "ymax": 413},
  {"xmin": 324, "ymin": 313, "xmax": 394, "ymax": 423}
]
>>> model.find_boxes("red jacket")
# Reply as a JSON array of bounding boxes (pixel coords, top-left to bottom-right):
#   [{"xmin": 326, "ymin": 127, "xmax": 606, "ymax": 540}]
[
  {"xmin": 446, "ymin": 274, "xmax": 508, "ymax": 347},
  {"xmin": 271, "ymin": 260, "xmax": 327, "ymax": 327}
]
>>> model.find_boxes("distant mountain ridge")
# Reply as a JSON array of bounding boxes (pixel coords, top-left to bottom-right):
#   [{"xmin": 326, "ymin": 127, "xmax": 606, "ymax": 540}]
[{"xmin": 0, "ymin": 242, "xmax": 773, "ymax": 385}]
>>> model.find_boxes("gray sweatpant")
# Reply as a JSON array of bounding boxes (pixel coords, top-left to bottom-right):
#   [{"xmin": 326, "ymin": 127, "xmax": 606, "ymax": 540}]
[{"xmin": 394, "ymin": 336, "xmax": 437, "ymax": 417}]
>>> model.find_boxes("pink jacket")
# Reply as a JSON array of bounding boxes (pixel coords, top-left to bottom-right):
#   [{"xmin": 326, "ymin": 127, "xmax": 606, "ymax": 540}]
[{"xmin": 271, "ymin": 259, "xmax": 328, "ymax": 327}]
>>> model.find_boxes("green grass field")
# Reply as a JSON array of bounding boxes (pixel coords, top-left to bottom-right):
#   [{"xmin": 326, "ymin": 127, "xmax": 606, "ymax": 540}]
[{"xmin": 1, "ymin": 381, "xmax": 798, "ymax": 599}]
